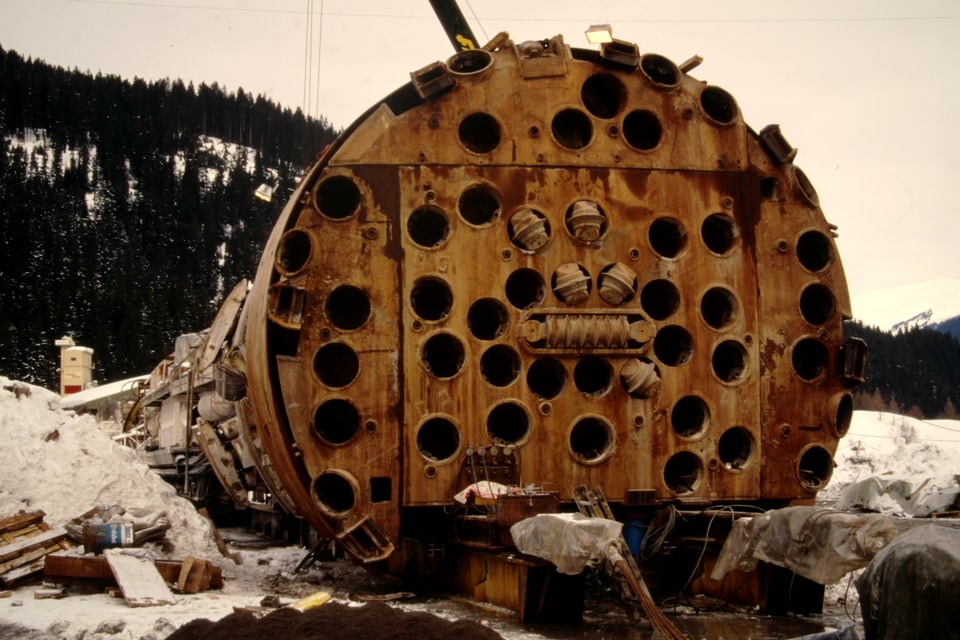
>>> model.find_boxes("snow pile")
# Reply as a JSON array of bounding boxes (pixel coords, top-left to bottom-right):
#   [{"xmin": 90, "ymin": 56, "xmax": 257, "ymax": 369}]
[
  {"xmin": 0, "ymin": 376, "xmax": 223, "ymax": 560},
  {"xmin": 819, "ymin": 411, "xmax": 960, "ymax": 513}
]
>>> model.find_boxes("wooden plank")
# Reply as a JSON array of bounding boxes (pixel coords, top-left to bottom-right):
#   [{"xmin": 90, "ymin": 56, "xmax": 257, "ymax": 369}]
[
  {"xmin": 177, "ymin": 557, "xmax": 207, "ymax": 594},
  {"xmin": 0, "ymin": 544, "xmax": 53, "ymax": 574},
  {"xmin": 4, "ymin": 524, "xmax": 42, "ymax": 542},
  {"xmin": 2, "ymin": 558, "xmax": 47, "ymax": 587},
  {"xmin": 0, "ymin": 528, "xmax": 67, "ymax": 563},
  {"xmin": 176, "ymin": 556, "xmax": 195, "ymax": 592},
  {"xmin": 33, "ymin": 586, "xmax": 66, "ymax": 599},
  {"xmin": 104, "ymin": 549, "xmax": 175, "ymax": 607},
  {"xmin": 0, "ymin": 512, "xmax": 45, "ymax": 535},
  {"xmin": 45, "ymin": 554, "xmax": 115, "ymax": 583},
  {"xmin": 201, "ymin": 560, "xmax": 215, "ymax": 591}
]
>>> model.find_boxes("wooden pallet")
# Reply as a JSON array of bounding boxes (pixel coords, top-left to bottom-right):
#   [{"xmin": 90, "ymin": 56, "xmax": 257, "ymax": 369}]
[{"xmin": 0, "ymin": 511, "xmax": 71, "ymax": 587}]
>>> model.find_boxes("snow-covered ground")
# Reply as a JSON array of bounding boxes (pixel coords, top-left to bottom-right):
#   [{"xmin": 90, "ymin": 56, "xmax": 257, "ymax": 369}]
[
  {"xmin": 1, "ymin": 376, "xmax": 958, "ymax": 639},
  {"xmin": 820, "ymin": 410, "xmax": 960, "ymax": 511}
]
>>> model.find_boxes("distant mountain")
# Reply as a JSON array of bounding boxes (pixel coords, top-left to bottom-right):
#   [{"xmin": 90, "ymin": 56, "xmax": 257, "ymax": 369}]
[
  {"xmin": 933, "ymin": 315, "xmax": 960, "ymax": 341},
  {"xmin": 844, "ymin": 278, "xmax": 960, "ymax": 418},
  {"xmin": 851, "ymin": 277, "xmax": 960, "ymax": 336}
]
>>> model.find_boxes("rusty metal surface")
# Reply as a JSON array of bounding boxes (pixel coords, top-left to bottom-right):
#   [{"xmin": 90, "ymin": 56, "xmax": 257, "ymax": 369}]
[{"xmin": 235, "ymin": 33, "xmax": 859, "ymax": 573}]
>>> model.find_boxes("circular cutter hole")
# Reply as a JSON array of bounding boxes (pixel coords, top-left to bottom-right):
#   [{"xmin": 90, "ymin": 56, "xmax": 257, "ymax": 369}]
[
  {"xmin": 422, "ymin": 333, "xmax": 466, "ymax": 378},
  {"xmin": 448, "ymin": 48, "xmax": 493, "ymax": 74},
  {"xmin": 702, "ymin": 213, "xmax": 738, "ymax": 255},
  {"xmin": 834, "ymin": 393, "xmax": 854, "ymax": 437},
  {"xmin": 314, "ymin": 343, "xmax": 359, "ymax": 388},
  {"xmin": 797, "ymin": 230, "xmax": 833, "ymax": 272},
  {"xmin": 480, "ymin": 344, "xmax": 521, "ymax": 387},
  {"xmin": 313, "ymin": 398, "xmax": 361, "ymax": 445},
  {"xmin": 581, "ymin": 73, "xmax": 626, "ymax": 119},
  {"xmin": 640, "ymin": 54, "xmax": 680, "ymax": 88},
  {"xmin": 313, "ymin": 472, "xmax": 356, "ymax": 515},
  {"xmin": 505, "ymin": 268, "xmax": 546, "ymax": 310},
  {"xmin": 573, "ymin": 356, "xmax": 613, "ymax": 397},
  {"xmin": 793, "ymin": 338, "xmax": 829, "ymax": 381},
  {"xmin": 417, "ymin": 416, "xmax": 461, "ymax": 461},
  {"xmin": 712, "ymin": 340, "xmax": 749, "ymax": 383},
  {"xmin": 458, "ymin": 184, "xmax": 501, "ymax": 226},
  {"xmin": 468, "ymin": 298, "xmax": 509, "ymax": 340},
  {"xmin": 527, "ymin": 357, "xmax": 566, "ymax": 399},
  {"xmin": 326, "ymin": 285, "xmax": 371, "ymax": 330},
  {"xmin": 314, "ymin": 175, "xmax": 361, "ymax": 220},
  {"xmin": 798, "ymin": 446, "xmax": 834, "ymax": 490},
  {"xmin": 719, "ymin": 427, "xmax": 754, "ymax": 471},
  {"xmin": 701, "ymin": 287, "xmax": 738, "ymax": 330},
  {"xmin": 623, "ymin": 110, "xmax": 662, "ymax": 151},
  {"xmin": 410, "ymin": 276, "xmax": 453, "ymax": 322},
  {"xmin": 458, "ymin": 112, "xmax": 501, "ymax": 154},
  {"xmin": 276, "ymin": 229, "xmax": 312, "ymax": 274},
  {"xmin": 654, "ymin": 325, "xmax": 693, "ymax": 367},
  {"xmin": 672, "ymin": 395, "xmax": 709, "ymax": 438},
  {"xmin": 800, "ymin": 283, "xmax": 836, "ymax": 325},
  {"xmin": 794, "ymin": 167, "xmax": 820, "ymax": 207},
  {"xmin": 641, "ymin": 279, "xmax": 681, "ymax": 320},
  {"xmin": 569, "ymin": 416, "xmax": 614, "ymax": 464},
  {"xmin": 487, "ymin": 401, "xmax": 530, "ymax": 444},
  {"xmin": 649, "ymin": 217, "xmax": 687, "ymax": 258},
  {"xmin": 552, "ymin": 108, "xmax": 593, "ymax": 150},
  {"xmin": 664, "ymin": 452, "xmax": 703, "ymax": 494},
  {"xmin": 700, "ymin": 86, "xmax": 738, "ymax": 124},
  {"xmin": 408, "ymin": 205, "xmax": 451, "ymax": 248}
]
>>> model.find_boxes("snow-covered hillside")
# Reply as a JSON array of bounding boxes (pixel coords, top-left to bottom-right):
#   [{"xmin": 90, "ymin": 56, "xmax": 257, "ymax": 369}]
[{"xmin": 5, "ymin": 128, "xmax": 279, "ymax": 214}]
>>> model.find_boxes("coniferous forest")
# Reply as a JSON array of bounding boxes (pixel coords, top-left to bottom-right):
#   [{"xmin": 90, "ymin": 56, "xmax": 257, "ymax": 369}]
[
  {"xmin": 1, "ymin": 46, "xmax": 958, "ymax": 418},
  {"xmin": 0, "ymin": 46, "xmax": 337, "ymax": 388}
]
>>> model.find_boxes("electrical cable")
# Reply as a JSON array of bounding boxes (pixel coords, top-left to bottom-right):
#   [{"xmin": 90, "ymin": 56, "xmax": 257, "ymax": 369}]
[
  {"xmin": 313, "ymin": 0, "xmax": 324, "ymax": 121},
  {"xmin": 461, "ymin": 0, "xmax": 489, "ymax": 45},
  {"xmin": 62, "ymin": 1, "xmax": 960, "ymax": 24},
  {"xmin": 302, "ymin": 0, "xmax": 312, "ymax": 114}
]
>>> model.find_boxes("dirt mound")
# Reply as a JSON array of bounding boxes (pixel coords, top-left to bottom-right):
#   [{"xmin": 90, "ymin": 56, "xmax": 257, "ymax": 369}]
[{"xmin": 166, "ymin": 601, "xmax": 503, "ymax": 640}]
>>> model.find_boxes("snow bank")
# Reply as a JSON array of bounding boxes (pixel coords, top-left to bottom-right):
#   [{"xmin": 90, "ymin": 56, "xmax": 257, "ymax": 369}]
[
  {"xmin": 819, "ymin": 410, "xmax": 960, "ymax": 513},
  {"xmin": 0, "ymin": 376, "xmax": 223, "ymax": 560}
]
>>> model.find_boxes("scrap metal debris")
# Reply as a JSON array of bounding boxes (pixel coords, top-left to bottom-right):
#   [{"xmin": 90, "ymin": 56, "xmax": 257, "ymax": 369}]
[{"xmin": 63, "ymin": 504, "xmax": 171, "ymax": 552}]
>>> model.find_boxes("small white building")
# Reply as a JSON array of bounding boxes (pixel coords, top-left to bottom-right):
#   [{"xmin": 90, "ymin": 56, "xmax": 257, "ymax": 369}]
[{"xmin": 54, "ymin": 335, "xmax": 94, "ymax": 395}]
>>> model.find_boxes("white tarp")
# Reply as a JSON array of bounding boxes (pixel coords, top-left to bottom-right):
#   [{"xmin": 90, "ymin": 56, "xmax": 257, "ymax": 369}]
[
  {"xmin": 711, "ymin": 506, "xmax": 897, "ymax": 585},
  {"xmin": 835, "ymin": 475, "xmax": 959, "ymax": 517},
  {"xmin": 510, "ymin": 513, "xmax": 623, "ymax": 575}
]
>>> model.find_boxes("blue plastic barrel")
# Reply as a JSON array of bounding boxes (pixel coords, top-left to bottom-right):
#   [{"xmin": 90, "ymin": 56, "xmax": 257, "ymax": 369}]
[{"xmin": 622, "ymin": 520, "xmax": 648, "ymax": 556}]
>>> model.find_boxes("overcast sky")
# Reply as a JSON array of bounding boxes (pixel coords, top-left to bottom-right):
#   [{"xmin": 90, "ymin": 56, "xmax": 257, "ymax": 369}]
[{"xmin": 2, "ymin": 0, "xmax": 959, "ymax": 314}]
